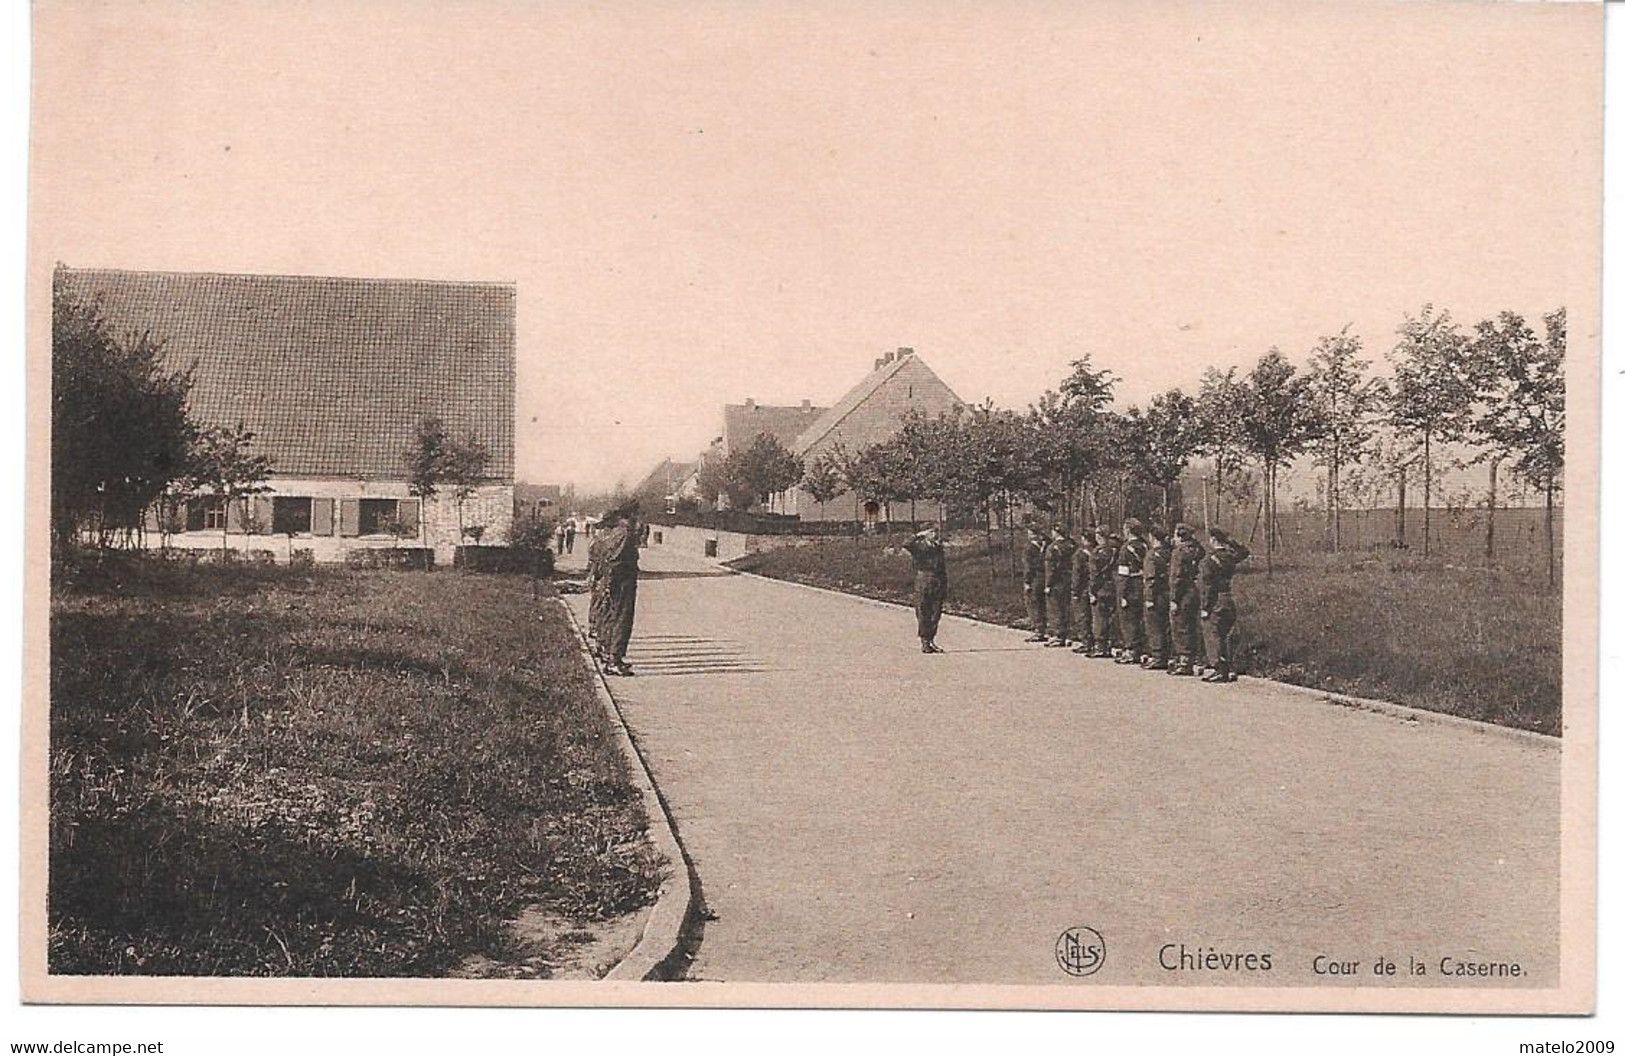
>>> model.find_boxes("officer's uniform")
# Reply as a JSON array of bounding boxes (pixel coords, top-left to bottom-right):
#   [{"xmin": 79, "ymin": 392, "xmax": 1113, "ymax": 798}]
[
  {"xmin": 1168, "ymin": 530, "xmax": 1207, "ymax": 675},
  {"xmin": 601, "ymin": 518, "xmax": 641, "ymax": 671},
  {"xmin": 1043, "ymin": 532, "xmax": 1078, "ymax": 645},
  {"xmin": 1022, "ymin": 532, "xmax": 1048, "ymax": 641},
  {"xmin": 1141, "ymin": 533, "xmax": 1172, "ymax": 669},
  {"xmin": 1088, "ymin": 534, "xmax": 1118, "ymax": 658},
  {"xmin": 903, "ymin": 531, "xmax": 948, "ymax": 651},
  {"xmin": 586, "ymin": 531, "xmax": 609, "ymax": 646},
  {"xmin": 1115, "ymin": 531, "xmax": 1149, "ymax": 662},
  {"xmin": 1199, "ymin": 537, "xmax": 1251, "ymax": 682},
  {"xmin": 1070, "ymin": 534, "xmax": 1095, "ymax": 654}
]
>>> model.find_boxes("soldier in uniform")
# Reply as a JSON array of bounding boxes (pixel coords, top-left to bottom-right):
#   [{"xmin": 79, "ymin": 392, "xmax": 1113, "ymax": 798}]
[
  {"xmin": 586, "ymin": 521, "xmax": 609, "ymax": 653},
  {"xmin": 1167, "ymin": 523, "xmax": 1206, "ymax": 676},
  {"xmin": 1113, "ymin": 519, "xmax": 1149, "ymax": 663},
  {"xmin": 1199, "ymin": 526, "xmax": 1251, "ymax": 683},
  {"xmin": 1021, "ymin": 521, "xmax": 1048, "ymax": 642},
  {"xmin": 1043, "ymin": 524, "xmax": 1078, "ymax": 647},
  {"xmin": 1088, "ymin": 528, "xmax": 1118, "ymax": 658},
  {"xmin": 600, "ymin": 504, "xmax": 642, "ymax": 676},
  {"xmin": 1141, "ymin": 525, "xmax": 1173, "ymax": 670},
  {"xmin": 1070, "ymin": 525, "xmax": 1097, "ymax": 655},
  {"xmin": 902, "ymin": 524, "xmax": 949, "ymax": 653}
]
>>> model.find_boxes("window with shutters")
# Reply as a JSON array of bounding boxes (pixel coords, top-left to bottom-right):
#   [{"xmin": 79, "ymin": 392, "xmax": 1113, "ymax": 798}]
[
  {"xmin": 272, "ymin": 497, "xmax": 314, "ymax": 535},
  {"xmin": 358, "ymin": 498, "xmax": 400, "ymax": 536}
]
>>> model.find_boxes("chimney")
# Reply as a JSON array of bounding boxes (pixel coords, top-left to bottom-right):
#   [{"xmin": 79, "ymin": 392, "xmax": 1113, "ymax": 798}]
[
  {"xmin": 744, "ymin": 398, "xmax": 755, "ymax": 409},
  {"xmin": 883, "ymin": 351, "xmax": 896, "ymax": 365},
  {"xmin": 873, "ymin": 357, "xmax": 884, "ymax": 370},
  {"xmin": 800, "ymin": 399, "xmax": 811, "ymax": 410},
  {"xmin": 897, "ymin": 346, "xmax": 915, "ymax": 358}
]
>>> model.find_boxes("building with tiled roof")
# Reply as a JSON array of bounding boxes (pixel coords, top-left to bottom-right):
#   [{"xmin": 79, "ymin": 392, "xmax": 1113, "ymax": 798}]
[
  {"xmin": 721, "ymin": 399, "xmax": 827, "ymax": 458},
  {"xmin": 785, "ymin": 348, "xmax": 964, "ymax": 521},
  {"xmin": 57, "ymin": 266, "xmax": 515, "ymax": 564}
]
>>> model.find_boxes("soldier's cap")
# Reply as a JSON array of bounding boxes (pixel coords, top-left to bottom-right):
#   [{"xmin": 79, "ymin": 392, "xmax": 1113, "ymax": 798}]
[
  {"xmin": 1209, "ymin": 526, "xmax": 1232, "ymax": 543},
  {"xmin": 1174, "ymin": 522, "xmax": 1194, "ymax": 536},
  {"xmin": 1149, "ymin": 526, "xmax": 1169, "ymax": 541},
  {"xmin": 1108, "ymin": 532, "xmax": 1123, "ymax": 543},
  {"xmin": 1122, "ymin": 517, "xmax": 1144, "ymax": 534}
]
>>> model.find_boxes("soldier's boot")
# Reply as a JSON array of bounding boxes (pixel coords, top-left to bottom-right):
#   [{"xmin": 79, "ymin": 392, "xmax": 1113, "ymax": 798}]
[
  {"xmin": 1142, "ymin": 655, "xmax": 1168, "ymax": 671},
  {"xmin": 1044, "ymin": 637, "xmax": 1069, "ymax": 647},
  {"xmin": 1023, "ymin": 632, "xmax": 1047, "ymax": 643},
  {"xmin": 1170, "ymin": 656, "xmax": 1194, "ymax": 676},
  {"xmin": 1072, "ymin": 639, "xmax": 1093, "ymax": 654},
  {"xmin": 1201, "ymin": 665, "xmax": 1230, "ymax": 683}
]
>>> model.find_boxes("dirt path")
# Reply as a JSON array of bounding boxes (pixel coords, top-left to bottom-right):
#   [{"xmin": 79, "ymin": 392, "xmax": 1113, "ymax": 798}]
[{"xmin": 564, "ymin": 540, "xmax": 1560, "ymax": 986}]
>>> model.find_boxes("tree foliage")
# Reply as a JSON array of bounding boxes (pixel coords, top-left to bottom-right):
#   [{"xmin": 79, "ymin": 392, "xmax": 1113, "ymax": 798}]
[{"xmin": 721, "ymin": 433, "xmax": 803, "ymax": 510}]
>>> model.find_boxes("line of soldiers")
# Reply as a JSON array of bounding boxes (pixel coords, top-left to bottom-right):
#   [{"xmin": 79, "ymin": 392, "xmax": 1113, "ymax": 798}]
[
  {"xmin": 586, "ymin": 503, "xmax": 642, "ymax": 676},
  {"xmin": 1022, "ymin": 516, "xmax": 1250, "ymax": 682}
]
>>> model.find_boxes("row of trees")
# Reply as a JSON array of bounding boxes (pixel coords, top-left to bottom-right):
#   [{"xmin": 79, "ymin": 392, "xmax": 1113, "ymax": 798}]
[{"xmin": 702, "ymin": 305, "xmax": 1564, "ymax": 583}]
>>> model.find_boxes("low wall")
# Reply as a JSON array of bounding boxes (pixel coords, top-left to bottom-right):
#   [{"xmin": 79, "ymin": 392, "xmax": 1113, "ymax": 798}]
[{"xmin": 647, "ymin": 523, "xmax": 817, "ymax": 562}]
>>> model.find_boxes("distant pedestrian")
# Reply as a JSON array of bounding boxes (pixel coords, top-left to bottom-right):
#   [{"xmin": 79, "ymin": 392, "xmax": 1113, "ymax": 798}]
[
  {"xmin": 1199, "ymin": 526, "xmax": 1251, "ymax": 683},
  {"xmin": 902, "ymin": 524, "xmax": 948, "ymax": 653},
  {"xmin": 565, "ymin": 521, "xmax": 576, "ymax": 553},
  {"xmin": 1088, "ymin": 529, "xmax": 1118, "ymax": 658},
  {"xmin": 1168, "ymin": 523, "xmax": 1206, "ymax": 676},
  {"xmin": 601, "ymin": 504, "xmax": 642, "ymax": 676},
  {"xmin": 1070, "ymin": 526, "xmax": 1096, "ymax": 655},
  {"xmin": 555, "ymin": 521, "xmax": 567, "ymax": 554},
  {"xmin": 1021, "ymin": 522, "xmax": 1048, "ymax": 642},
  {"xmin": 1141, "ymin": 525, "xmax": 1173, "ymax": 670},
  {"xmin": 1114, "ymin": 519, "xmax": 1149, "ymax": 664},
  {"xmin": 1043, "ymin": 524, "xmax": 1077, "ymax": 647}
]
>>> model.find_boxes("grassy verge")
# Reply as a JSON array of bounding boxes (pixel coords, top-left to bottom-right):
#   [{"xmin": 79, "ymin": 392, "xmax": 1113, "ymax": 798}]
[
  {"xmin": 728, "ymin": 535, "xmax": 1561, "ymax": 736},
  {"xmin": 49, "ymin": 553, "xmax": 662, "ymax": 977}
]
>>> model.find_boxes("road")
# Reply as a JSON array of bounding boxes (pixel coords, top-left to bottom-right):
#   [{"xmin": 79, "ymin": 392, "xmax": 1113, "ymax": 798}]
[{"xmin": 560, "ymin": 539, "xmax": 1561, "ymax": 986}]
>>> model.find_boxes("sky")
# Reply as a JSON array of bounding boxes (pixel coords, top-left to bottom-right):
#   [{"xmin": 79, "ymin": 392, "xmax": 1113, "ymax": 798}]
[{"xmin": 29, "ymin": 0, "xmax": 1602, "ymax": 492}]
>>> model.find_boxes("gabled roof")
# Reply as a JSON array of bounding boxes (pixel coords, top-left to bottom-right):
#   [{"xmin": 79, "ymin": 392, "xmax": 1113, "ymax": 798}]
[
  {"xmin": 792, "ymin": 352, "xmax": 958, "ymax": 455},
  {"xmin": 57, "ymin": 267, "xmax": 516, "ymax": 481},
  {"xmin": 722, "ymin": 402, "xmax": 827, "ymax": 454},
  {"xmin": 632, "ymin": 458, "xmax": 697, "ymax": 497}
]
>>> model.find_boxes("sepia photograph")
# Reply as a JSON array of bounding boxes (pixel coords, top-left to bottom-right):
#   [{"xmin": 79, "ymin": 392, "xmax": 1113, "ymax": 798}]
[{"xmin": 19, "ymin": 0, "xmax": 1603, "ymax": 1018}]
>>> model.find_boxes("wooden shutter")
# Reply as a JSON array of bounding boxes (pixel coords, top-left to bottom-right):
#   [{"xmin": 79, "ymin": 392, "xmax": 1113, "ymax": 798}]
[
  {"xmin": 312, "ymin": 498, "xmax": 335, "ymax": 536},
  {"xmin": 339, "ymin": 498, "xmax": 361, "ymax": 537},
  {"xmin": 251, "ymin": 496, "xmax": 274, "ymax": 534},
  {"xmin": 225, "ymin": 498, "xmax": 246, "ymax": 533},
  {"xmin": 397, "ymin": 498, "xmax": 421, "ymax": 538}
]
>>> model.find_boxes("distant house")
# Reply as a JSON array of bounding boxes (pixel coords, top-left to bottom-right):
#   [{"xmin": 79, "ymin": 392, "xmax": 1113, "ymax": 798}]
[
  {"xmin": 514, "ymin": 483, "xmax": 564, "ymax": 521},
  {"xmin": 721, "ymin": 398, "xmax": 827, "ymax": 458},
  {"xmin": 57, "ymin": 267, "xmax": 516, "ymax": 565},
  {"xmin": 784, "ymin": 347, "xmax": 964, "ymax": 521}
]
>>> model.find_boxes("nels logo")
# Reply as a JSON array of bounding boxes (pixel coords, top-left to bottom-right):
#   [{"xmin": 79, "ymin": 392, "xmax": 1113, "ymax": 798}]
[{"xmin": 1055, "ymin": 926, "xmax": 1106, "ymax": 978}]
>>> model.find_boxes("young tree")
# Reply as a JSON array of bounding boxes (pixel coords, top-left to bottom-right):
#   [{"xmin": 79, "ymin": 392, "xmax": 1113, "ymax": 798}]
[
  {"xmin": 1238, "ymin": 349, "xmax": 1322, "ymax": 572},
  {"xmin": 403, "ymin": 416, "xmax": 452, "ymax": 503},
  {"xmin": 1194, "ymin": 365, "xmax": 1249, "ymax": 529},
  {"xmin": 839, "ymin": 440, "xmax": 908, "ymax": 529},
  {"xmin": 52, "ymin": 278, "xmax": 197, "ymax": 550},
  {"xmin": 722, "ymin": 434, "xmax": 803, "ymax": 511},
  {"xmin": 1386, "ymin": 305, "xmax": 1478, "ymax": 558},
  {"xmin": 1028, "ymin": 356, "xmax": 1117, "ymax": 531},
  {"xmin": 190, "ymin": 422, "xmax": 274, "ymax": 554},
  {"xmin": 800, "ymin": 449, "xmax": 848, "ymax": 519},
  {"xmin": 402, "ymin": 416, "xmax": 490, "ymax": 541},
  {"xmin": 1305, "ymin": 327, "xmax": 1380, "ymax": 551},
  {"xmin": 695, "ymin": 456, "xmax": 726, "ymax": 511},
  {"xmin": 1472, "ymin": 308, "xmax": 1565, "ymax": 585},
  {"xmin": 444, "ymin": 431, "xmax": 492, "ymax": 541},
  {"xmin": 1123, "ymin": 388, "xmax": 1203, "ymax": 526}
]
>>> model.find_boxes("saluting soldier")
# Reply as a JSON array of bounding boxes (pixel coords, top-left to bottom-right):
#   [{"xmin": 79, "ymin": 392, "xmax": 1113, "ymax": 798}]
[
  {"xmin": 1141, "ymin": 525, "xmax": 1173, "ymax": 670},
  {"xmin": 1088, "ymin": 528, "xmax": 1118, "ymax": 658},
  {"xmin": 1043, "ymin": 524, "xmax": 1078, "ymax": 647},
  {"xmin": 1167, "ymin": 523, "xmax": 1206, "ymax": 676},
  {"xmin": 902, "ymin": 524, "xmax": 949, "ymax": 654},
  {"xmin": 1070, "ymin": 525, "xmax": 1097, "ymax": 655},
  {"xmin": 1022, "ymin": 521, "xmax": 1049, "ymax": 643},
  {"xmin": 1114, "ymin": 519, "xmax": 1149, "ymax": 664},
  {"xmin": 1198, "ymin": 527, "xmax": 1251, "ymax": 683}
]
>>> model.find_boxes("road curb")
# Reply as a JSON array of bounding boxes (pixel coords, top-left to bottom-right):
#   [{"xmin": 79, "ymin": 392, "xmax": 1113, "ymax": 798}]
[
  {"xmin": 557, "ymin": 597, "xmax": 701, "ymax": 981},
  {"xmin": 726, "ymin": 565, "xmax": 1560, "ymax": 750}
]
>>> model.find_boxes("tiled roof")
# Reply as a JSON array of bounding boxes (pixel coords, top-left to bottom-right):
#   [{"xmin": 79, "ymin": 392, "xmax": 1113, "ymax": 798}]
[
  {"xmin": 722, "ymin": 402, "xmax": 826, "ymax": 455},
  {"xmin": 793, "ymin": 352, "xmax": 963, "ymax": 455},
  {"xmin": 57, "ymin": 267, "xmax": 515, "ymax": 481},
  {"xmin": 632, "ymin": 458, "xmax": 697, "ymax": 496}
]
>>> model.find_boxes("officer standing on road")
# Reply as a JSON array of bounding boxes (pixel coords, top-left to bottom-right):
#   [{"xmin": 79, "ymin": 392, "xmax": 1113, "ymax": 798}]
[
  {"xmin": 903, "ymin": 523, "xmax": 949, "ymax": 654},
  {"xmin": 600, "ymin": 503, "xmax": 643, "ymax": 676},
  {"xmin": 1141, "ymin": 525, "xmax": 1173, "ymax": 670},
  {"xmin": 1199, "ymin": 526, "xmax": 1251, "ymax": 683},
  {"xmin": 1022, "ymin": 520, "xmax": 1049, "ymax": 643},
  {"xmin": 1168, "ymin": 523, "xmax": 1206, "ymax": 676},
  {"xmin": 1115, "ymin": 518, "xmax": 1149, "ymax": 664},
  {"xmin": 1070, "ymin": 525, "xmax": 1097, "ymax": 655},
  {"xmin": 1043, "ymin": 523, "xmax": 1078, "ymax": 648},
  {"xmin": 1088, "ymin": 528, "xmax": 1119, "ymax": 658}
]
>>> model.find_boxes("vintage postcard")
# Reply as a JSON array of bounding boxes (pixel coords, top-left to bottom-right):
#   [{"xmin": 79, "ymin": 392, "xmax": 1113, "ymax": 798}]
[{"xmin": 21, "ymin": 0, "xmax": 1601, "ymax": 1014}]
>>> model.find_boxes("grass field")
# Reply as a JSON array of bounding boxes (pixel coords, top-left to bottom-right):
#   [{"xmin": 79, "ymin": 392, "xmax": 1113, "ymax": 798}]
[
  {"xmin": 729, "ymin": 533, "xmax": 1562, "ymax": 736},
  {"xmin": 49, "ymin": 554, "xmax": 661, "ymax": 977}
]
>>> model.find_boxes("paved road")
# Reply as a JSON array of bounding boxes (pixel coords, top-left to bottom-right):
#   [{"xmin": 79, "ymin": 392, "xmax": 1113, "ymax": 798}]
[{"xmin": 561, "ymin": 540, "xmax": 1560, "ymax": 987}]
